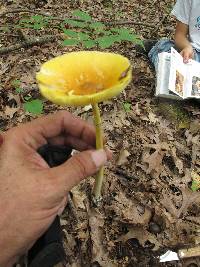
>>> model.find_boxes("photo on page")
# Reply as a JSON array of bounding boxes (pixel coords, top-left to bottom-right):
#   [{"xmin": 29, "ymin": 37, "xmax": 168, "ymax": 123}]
[
  {"xmin": 175, "ymin": 70, "xmax": 184, "ymax": 96},
  {"xmin": 192, "ymin": 76, "xmax": 200, "ymax": 97},
  {"xmin": 169, "ymin": 48, "xmax": 187, "ymax": 98}
]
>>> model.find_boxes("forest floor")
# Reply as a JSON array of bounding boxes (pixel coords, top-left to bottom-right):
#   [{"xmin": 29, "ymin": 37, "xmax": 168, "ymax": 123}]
[{"xmin": 0, "ymin": 0, "xmax": 200, "ymax": 267}]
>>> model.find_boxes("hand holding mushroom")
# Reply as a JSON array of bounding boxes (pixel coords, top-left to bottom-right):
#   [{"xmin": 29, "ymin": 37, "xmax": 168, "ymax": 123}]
[
  {"xmin": 0, "ymin": 111, "xmax": 109, "ymax": 267},
  {"xmin": 37, "ymin": 51, "xmax": 132, "ymax": 201}
]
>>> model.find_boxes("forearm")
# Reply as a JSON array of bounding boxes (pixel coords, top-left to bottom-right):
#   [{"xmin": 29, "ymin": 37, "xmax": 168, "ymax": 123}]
[
  {"xmin": 174, "ymin": 32, "xmax": 192, "ymax": 50},
  {"xmin": 0, "ymin": 235, "xmax": 18, "ymax": 267},
  {"xmin": 174, "ymin": 21, "xmax": 192, "ymax": 50},
  {"xmin": 0, "ymin": 203, "xmax": 20, "ymax": 267}
]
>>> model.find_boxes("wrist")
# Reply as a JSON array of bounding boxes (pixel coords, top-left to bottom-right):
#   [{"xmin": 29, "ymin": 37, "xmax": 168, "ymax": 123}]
[
  {"xmin": 184, "ymin": 44, "xmax": 193, "ymax": 50},
  {"xmin": 0, "ymin": 204, "xmax": 19, "ymax": 267}
]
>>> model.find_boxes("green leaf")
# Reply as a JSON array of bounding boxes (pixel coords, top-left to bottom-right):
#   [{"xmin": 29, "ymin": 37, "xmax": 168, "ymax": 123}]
[
  {"xmin": 110, "ymin": 27, "xmax": 124, "ymax": 33},
  {"xmin": 24, "ymin": 95, "xmax": 32, "ymax": 101},
  {"xmin": 15, "ymin": 87, "xmax": 23, "ymax": 94},
  {"xmin": 191, "ymin": 181, "xmax": 198, "ymax": 191},
  {"xmin": 31, "ymin": 15, "xmax": 44, "ymax": 22},
  {"xmin": 24, "ymin": 99, "xmax": 43, "ymax": 115},
  {"xmin": 112, "ymin": 28, "xmax": 142, "ymax": 45},
  {"xmin": 78, "ymin": 32, "xmax": 90, "ymax": 41},
  {"xmin": 102, "ymin": 30, "xmax": 113, "ymax": 35},
  {"xmin": 0, "ymin": 26, "xmax": 10, "ymax": 32},
  {"xmin": 62, "ymin": 29, "xmax": 79, "ymax": 37},
  {"xmin": 19, "ymin": 18, "xmax": 32, "ymax": 24},
  {"xmin": 89, "ymin": 22, "xmax": 105, "ymax": 29},
  {"xmin": 123, "ymin": 102, "xmax": 132, "ymax": 112},
  {"xmin": 118, "ymin": 30, "xmax": 139, "ymax": 41},
  {"xmin": 12, "ymin": 79, "xmax": 21, "ymax": 87},
  {"xmin": 97, "ymin": 35, "xmax": 119, "ymax": 48},
  {"xmin": 64, "ymin": 19, "xmax": 87, "ymax": 28},
  {"xmin": 82, "ymin": 39, "xmax": 96, "ymax": 48},
  {"xmin": 72, "ymin": 10, "xmax": 92, "ymax": 21},
  {"xmin": 33, "ymin": 23, "xmax": 43, "ymax": 30},
  {"xmin": 62, "ymin": 39, "xmax": 80, "ymax": 46}
]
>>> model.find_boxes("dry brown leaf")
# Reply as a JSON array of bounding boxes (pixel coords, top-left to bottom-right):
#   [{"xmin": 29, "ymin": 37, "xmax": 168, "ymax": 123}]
[
  {"xmin": 88, "ymin": 209, "xmax": 117, "ymax": 267},
  {"xmin": 148, "ymin": 112, "xmax": 159, "ymax": 124},
  {"xmin": 162, "ymin": 188, "xmax": 200, "ymax": 218},
  {"xmin": 171, "ymin": 147, "xmax": 184, "ymax": 174},
  {"xmin": 178, "ymin": 188, "xmax": 200, "ymax": 217},
  {"xmin": 118, "ymin": 226, "xmax": 162, "ymax": 250},
  {"xmin": 117, "ymin": 149, "xmax": 130, "ymax": 166},
  {"xmin": 142, "ymin": 148, "xmax": 165, "ymax": 177},
  {"xmin": 109, "ymin": 192, "xmax": 152, "ymax": 225},
  {"xmin": 185, "ymin": 216, "xmax": 200, "ymax": 225},
  {"xmin": 71, "ymin": 186, "xmax": 86, "ymax": 210},
  {"xmin": 4, "ymin": 106, "xmax": 19, "ymax": 118}
]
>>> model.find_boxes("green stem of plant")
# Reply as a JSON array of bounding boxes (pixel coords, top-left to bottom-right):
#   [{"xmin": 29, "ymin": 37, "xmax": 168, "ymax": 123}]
[{"xmin": 92, "ymin": 103, "xmax": 104, "ymax": 201}]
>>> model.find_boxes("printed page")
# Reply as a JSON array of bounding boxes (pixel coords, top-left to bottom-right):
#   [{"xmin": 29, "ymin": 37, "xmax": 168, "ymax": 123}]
[
  {"xmin": 156, "ymin": 52, "xmax": 181, "ymax": 99},
  {"xmin": 156, "ymin": 52, "xmax": 171, "ymax": 95},
  {"xmin": 169, "ymin": 48, "xmax": 188, "ymax": 98},
  {"xmin": 187, "ymin": 60, "xmax": 200, "ymax": 98}
]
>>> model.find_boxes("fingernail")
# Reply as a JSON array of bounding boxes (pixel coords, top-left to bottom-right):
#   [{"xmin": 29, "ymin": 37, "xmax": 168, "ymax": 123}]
[{"xmin": 91, "ymin": 149, "xmax": 107, "ymax": 168}]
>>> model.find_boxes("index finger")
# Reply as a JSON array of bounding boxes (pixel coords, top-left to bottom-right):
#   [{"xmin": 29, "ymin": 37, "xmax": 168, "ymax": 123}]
[{"xmin": 20, "ymin": 111, "xmax": 96, "ymax": 149}]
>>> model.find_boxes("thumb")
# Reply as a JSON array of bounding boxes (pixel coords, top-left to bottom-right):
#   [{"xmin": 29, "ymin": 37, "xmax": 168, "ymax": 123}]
[{"xmin": 50, "ymin": 149, "xmax": 107, "ymax": 191}]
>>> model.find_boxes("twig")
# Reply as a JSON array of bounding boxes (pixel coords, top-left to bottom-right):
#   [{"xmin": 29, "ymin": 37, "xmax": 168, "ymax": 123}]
[
  {"xmin": 0, "ymin": 9, "xmax": 50, "ymax": 18},
  {"xmin": 0, "ymin": 35, "xmax": 56, "ymax": 55},
  {"xmin": 0, "ymin": 9, "xmax": 155, "ymax": 28},
  {"xmin": 0, "ymin": 33, "xmax": 18, "ymax": 37}
]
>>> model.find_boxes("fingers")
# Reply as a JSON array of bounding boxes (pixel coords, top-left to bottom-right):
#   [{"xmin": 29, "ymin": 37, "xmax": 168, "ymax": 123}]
[
  {"xmin": 180, "ymin": 48, "xmax": 194, "ymax": 63},
  {"xmin": 48, "ymin": 135, "xmax": 94, "ymax": 151},
  {"xmin": 17, "ymin": 111, "xmax": 96, "ymax": 150},
  {"xmin": 49, "ymin": 149, "xmax": 108, "ymax": 191}
]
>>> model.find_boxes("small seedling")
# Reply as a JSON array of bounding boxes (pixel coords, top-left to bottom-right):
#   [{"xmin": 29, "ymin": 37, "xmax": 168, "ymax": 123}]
[
  {"xmin": 12, "ymin": 79, "xmax": 23, "ymax": 93},
  {"xmin": 24, "ymin": 99, "xmax": 44, "ymax": 115},
  {"xmin": 123, "ymin": 102, "xmax": 132, "ymax": 112},
  {"xmin": 191, "ymin": 170, "xmax": 200, "ymax": 191}
]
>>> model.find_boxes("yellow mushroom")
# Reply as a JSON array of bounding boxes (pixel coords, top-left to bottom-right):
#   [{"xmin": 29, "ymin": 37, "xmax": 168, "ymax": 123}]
[{"xmin": 36, "ymin": 51, "xmax": 132, "ymax": 202}]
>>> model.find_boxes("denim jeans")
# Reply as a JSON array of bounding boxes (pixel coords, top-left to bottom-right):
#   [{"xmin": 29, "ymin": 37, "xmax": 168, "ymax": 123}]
[{"xmin": 148, "ymin": 39, "xmax": 200, "ymax": 71}]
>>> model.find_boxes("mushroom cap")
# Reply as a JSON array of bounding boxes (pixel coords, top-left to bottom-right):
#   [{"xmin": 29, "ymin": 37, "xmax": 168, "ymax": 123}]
[{"xmin": 36, "ymin": 51, "xmax": 132, "ymax": 106}]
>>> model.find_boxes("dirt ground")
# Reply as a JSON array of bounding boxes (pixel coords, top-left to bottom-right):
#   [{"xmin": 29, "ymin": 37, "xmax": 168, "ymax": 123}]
[{"xmin": 0, "ymin": 0, "xmax": 200, "ymax": 267}]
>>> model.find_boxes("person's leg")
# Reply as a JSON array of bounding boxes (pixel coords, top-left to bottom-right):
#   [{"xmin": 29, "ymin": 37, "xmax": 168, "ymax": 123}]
[{"xmin": 148, "ymin": 39, "xmax": 176, "ymax": 72}]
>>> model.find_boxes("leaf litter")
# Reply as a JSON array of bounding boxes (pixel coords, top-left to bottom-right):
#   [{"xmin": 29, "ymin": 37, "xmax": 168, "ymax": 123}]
[{"xmin": 1, "ymin": 0, "xmax": 200, "ymax": 266}]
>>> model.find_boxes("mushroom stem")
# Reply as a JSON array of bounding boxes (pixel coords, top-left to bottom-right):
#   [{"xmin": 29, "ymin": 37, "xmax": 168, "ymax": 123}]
[{"xmin": 92, "ymin": 102, "xmax": 104, "ymax": 201}]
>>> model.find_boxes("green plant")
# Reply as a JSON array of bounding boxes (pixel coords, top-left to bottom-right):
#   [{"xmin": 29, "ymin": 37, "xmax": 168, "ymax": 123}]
[
  {"xmin": 17, "ymin": 15, "xmax": 51, "ymax": 30},
  {"xmin": 13, "ymin": 9, "xmax": 143, "ymax": 50},
  {"xmin": 191, "ymin": 180, "xmax": 199, "ymax": 192},
  {"xmin": 23, "ymin": 99, "xmax": 44, "ymax": 115},
  {"xmin": 12, "ymin": 79, "xmax": 24, "ymax": 93},
  {"xmin": 191, "ymin": 171, "xmax": 200, "ymax": 192},
  {"xmin": 62, "ymin": 10, "xmax": 143, "ymax": 49},
  {"xmin": 123, "ymin": 102, "xmax": 132, "ymax": 112},
  {"xmin": 11, "ymin": 79, "xmax": 43, "ymax": 115}
]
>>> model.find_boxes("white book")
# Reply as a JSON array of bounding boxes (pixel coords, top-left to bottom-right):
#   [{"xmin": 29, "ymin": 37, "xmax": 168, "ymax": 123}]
[{"xmin": 156, "ymin": 47, "xmax": 200, "ymax": 100}]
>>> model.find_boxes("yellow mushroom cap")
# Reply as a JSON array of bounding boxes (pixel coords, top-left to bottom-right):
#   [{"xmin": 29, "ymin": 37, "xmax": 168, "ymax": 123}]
[{"xmin": 36, "ymin": 51, "xmax": 132, "ymax": 106}]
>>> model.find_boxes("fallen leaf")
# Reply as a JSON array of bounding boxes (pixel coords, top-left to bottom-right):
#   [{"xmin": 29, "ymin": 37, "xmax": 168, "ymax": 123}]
[
  {"xmin": 118, "ymin": 226, "xmax": 162, "ymax": 250},
  {"xmin": 117, "ymin": 149, "xmax": 130, "ymax": 166},
  {"xmin": 109, "ymin": 192, "xmax": 152, "ymax": 225}
]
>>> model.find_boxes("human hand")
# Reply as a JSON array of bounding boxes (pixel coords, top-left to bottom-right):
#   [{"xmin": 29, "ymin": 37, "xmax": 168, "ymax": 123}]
[
  {"xmin": 180, "ymin": 45, "xmax": 194, "ymax": 63},
  {"xmin": 0, "ymin": 111, "xmax": 110, "ymax": 267}
]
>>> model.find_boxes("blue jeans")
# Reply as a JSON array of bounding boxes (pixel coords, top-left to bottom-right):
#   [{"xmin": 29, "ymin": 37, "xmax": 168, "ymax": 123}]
[{"xmin": 148, "ymin": 39, "xmax": 200, "ymax": 71}]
